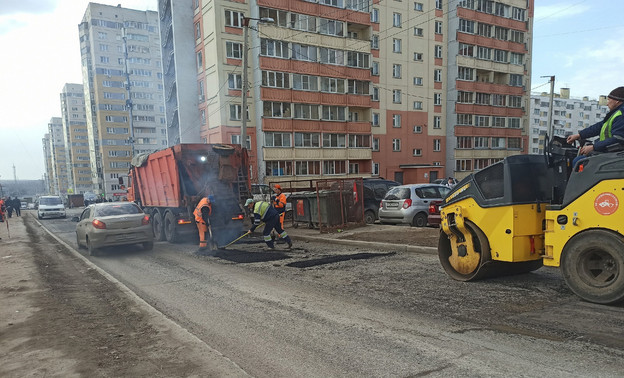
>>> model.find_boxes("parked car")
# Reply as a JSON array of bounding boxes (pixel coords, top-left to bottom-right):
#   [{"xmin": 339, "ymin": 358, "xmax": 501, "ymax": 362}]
[
  {"xmin": 37, "ymin": 196, "xmax": 66, "ymax": 219},
  {"xmin": 433, "ymin": 178, "xmax": 458, "ymax": 187},
  {"xmin": 427, "ymin": 200, "xmax": 444, "ymax": 227},
  {"xmin": 73, "ymin": 202, "xmax": 153, "ymax": 256},
  {"xmin": 20, "ymin": 202, "xmax": 27, "ymax": 209},
  {"xmin": 362, "ymin": 178, "xmax": 400, "ymax": 224},
  {"xmin": 378, "ymin": 184, "xmax": 451, "ymax": 227}
]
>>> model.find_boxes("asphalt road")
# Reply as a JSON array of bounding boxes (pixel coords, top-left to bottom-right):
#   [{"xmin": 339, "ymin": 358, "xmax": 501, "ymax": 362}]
[{"xmin": 39, "ymin": 208, "xmax": 624, "ymax": 377}]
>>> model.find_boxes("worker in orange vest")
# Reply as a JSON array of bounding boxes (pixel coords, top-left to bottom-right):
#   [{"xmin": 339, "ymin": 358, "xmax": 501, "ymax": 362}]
[
  {"xmin": 193, "ymin": 195, "xmax": 215, "ymax": 250},
  {"xmin": 272, "ymin": 184, "xmax": 287, "ymax": 229}
]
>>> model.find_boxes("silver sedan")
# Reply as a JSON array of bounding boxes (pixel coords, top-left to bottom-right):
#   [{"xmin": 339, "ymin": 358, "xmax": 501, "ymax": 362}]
[{"xmin": 74, "ymin": 202, "xmax": 154, "ymax": 256}]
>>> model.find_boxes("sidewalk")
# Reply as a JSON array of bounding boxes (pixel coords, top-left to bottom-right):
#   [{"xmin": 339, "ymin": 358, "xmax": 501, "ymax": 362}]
[{"xmin": 286, "ymin": 222, "xmax": 439, "ymax": 255}]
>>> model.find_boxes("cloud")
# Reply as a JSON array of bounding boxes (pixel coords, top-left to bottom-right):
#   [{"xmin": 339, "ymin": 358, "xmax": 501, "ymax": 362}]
[
  {"xmin": 0, "ymin": 17, "xmax": 27, "ymax": 34},
  {"xmin": 0, "ymin": 0, "xmax": 57, "ymax": 15},
  {"xmin": 534, "ymin": 3, "xmax": 591, "ymax": 21}
]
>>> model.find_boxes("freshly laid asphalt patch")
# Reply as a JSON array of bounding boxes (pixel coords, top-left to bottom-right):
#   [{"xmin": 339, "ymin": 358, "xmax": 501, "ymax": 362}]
[
  {"xmin": 196, "ymin": 248, "xmax": 291, "ymax": 263},
  {"xmin": 286, "ymin": 252, "xmax": 395, "ymax": 268}
]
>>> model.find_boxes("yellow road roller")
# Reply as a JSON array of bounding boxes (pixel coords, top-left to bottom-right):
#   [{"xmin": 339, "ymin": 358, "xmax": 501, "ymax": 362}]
[{"xmin": 438, "ymin": 139, "xmax": 624, "ymax": 305}]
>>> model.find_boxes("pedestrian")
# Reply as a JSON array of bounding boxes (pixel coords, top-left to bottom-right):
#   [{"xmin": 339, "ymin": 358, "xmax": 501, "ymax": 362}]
[
  {"xmin": 193, "ymin": 195, "xmax": 215, "ymax": 250},
  {"xmin": 5, "ymin": 196, "xmax": 13, "ymax": 218},
  {"xmin": 13, "ymin": 198, "xmax": 21, "ymax": 217},
  {"xmin": 271, "ymin": 184, "xmax": 287, "ymax": 239},
  {"xmin": 0, "ymin": 197, "xmax": 5, "ymax": 225},
  {"xmin": 245, "ymin": 198, "xmax": 292, "ymax": 251},
  {"xmin": 568, "ymin": 86, "xmax": 624, "ymax": 166},
  {"xmin": 445, "ymin": 177, "xmax": 456, "ymax": 188}
]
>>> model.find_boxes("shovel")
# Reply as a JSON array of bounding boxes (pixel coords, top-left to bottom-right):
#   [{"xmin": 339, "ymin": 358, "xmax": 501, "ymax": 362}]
[{"xmin": 221, "ymin": 222, "xmax": 265, "ymax": 249}]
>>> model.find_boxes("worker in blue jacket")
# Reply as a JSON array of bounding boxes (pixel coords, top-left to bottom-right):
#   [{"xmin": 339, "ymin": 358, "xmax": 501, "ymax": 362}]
[
  {"xmin": 245, "ymin": 198, "xmax": 292, "ymax": 250},
  {"xmin": 568, "ymin": 86, "xmax": 624, "ymax": 165}
]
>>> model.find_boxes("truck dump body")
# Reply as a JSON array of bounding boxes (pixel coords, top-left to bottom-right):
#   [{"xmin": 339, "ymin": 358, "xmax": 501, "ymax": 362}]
[{"xmin": 128, "ymin": 144, "xmax": 250, "ymax": 246}]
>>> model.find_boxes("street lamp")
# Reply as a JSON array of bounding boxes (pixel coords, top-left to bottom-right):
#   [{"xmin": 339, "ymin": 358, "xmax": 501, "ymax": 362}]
[{"xmin": 241, "ymin": 17, "xmax": 274, "ymax": 150}]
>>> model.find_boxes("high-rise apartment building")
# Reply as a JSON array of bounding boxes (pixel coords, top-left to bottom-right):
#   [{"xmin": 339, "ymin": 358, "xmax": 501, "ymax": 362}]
[
  {"xmin": 60, "ymin": 83, "xmax": 92, "ymax": 194},
  {"xmin": 79, "ymin": 3, "xmax": 167, "ymax": 199},
  {"xmin": 529, "ymin": 88, "xmax": 609, "ymax": 154},
  {"xmin": 445, "ymin": 0, "xmax": 534, "ymax": 180},
  {"xmin": 42, "ymin": 133, "xmax": 54, "ymax": 194},
  {"xmin": 171, "ymin": 0, "xmax": 374, "ymax": 184},
  {"xmin": 47, "ymin": 117, "xmax": 70, "ymax": 195}
]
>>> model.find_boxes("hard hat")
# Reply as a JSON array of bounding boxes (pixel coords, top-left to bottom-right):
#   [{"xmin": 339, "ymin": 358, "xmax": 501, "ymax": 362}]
[
  {"xmin": 245, "ymin": 198, "xmax": 254, "ymax": 207},
  {"xmin": 274, "ymin": 184, "xmax": 281, "ymax": 190},
  {"xmin": 207, "ymin": 195, "xmax": 215, "ymax": 203}
]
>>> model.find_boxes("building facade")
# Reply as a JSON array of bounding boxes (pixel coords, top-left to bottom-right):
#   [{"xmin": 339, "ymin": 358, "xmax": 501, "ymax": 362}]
[
  {"xmin": 529, "ymin": 88, "xmax": 609, "ymax": 154},
  {"xmin": 42, "ymin": 133, "xmax": 54, "ymax": 194},
  {"xmin": 79, "ymin": 3, "xmax": 167, "ymax": 199},
  {"xmin": 60, "ymin": 83, "xmax": 92, "ymax": 194},
  {"xmin": 445, "ymin": 0, "xmax": 534, "ymax": 180},
  {"xmin": 47, "ymin": 117, "xmax": 70, "ymax": 195}
]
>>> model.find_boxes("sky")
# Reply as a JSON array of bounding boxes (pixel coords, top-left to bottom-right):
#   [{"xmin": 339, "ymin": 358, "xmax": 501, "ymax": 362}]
[{"xmin": 0, "ymin": 0, "xmax": 622, "ymax": 180}]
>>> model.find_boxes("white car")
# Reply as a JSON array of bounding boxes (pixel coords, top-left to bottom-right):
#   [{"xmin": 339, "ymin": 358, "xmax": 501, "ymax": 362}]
[{"xmin": 37, "ymin": 196, "xmax": 66, "ymax": 219}]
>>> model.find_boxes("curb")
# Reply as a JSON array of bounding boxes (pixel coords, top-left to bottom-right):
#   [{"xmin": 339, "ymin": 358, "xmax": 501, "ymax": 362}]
[
  {"xmin": 32, "ymin": 214, "xmax": 250, "ymax": 377},
  {"xmin": 291, "ymin": 234, "xmax": 438, "ymax": 255}
]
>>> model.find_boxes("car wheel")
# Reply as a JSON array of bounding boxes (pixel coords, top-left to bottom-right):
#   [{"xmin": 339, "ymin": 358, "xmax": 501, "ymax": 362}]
[
  {"xmin": 37, "ymin": 213, "xmax": 42, "ymax": 220},
  {"xmin": 76, "ymin": 232, "xmax": 83, "ymax": 249},
  {"xmin": 364, "ymin": 210, "xmax": 376, "ymax": 224},
  {"xmin": 87, "ymin": 237, "xmax": 98, "ymax": 257},
  {"xmin": 143, "ymin": 241, "xmax": 154, "ymax": 251},
  {"xmin": 411, "ymin": 213, "xmax": 427, "ymax": 227}
]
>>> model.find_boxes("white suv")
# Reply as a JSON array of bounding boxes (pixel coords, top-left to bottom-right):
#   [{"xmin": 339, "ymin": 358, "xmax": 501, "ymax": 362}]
[{"xmin": 37, "ymin": 196, "xmax": 66, "ymax": 219}]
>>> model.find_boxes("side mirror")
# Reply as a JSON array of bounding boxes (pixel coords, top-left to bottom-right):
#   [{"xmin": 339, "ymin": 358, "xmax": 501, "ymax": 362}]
[{"xmin": 71, "ymin": 216, "xmax": 80, "ymax": 222}]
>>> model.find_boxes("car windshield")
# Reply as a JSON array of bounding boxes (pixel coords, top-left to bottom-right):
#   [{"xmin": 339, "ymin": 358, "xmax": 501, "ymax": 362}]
[
  {"xmin": 384, "ymin": 187, "xmax": 411, "ymax": 200},
  {"xmin": 95, "ymin": 203, "xmax": 142, "ymax": 216},
  {"xmin": 40, "ymin": 197, "xmax": 63, "ymax": 205}
]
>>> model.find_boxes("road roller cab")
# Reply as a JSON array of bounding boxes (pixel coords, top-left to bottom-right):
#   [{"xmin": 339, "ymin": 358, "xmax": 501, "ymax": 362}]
[{"xmin": 438, "ymin": 139, "xmax": 624, "ymax": 305}]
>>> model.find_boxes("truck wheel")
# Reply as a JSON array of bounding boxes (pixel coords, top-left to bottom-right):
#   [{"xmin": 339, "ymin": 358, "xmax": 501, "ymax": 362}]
[
  {"xmin": 561, "ymin": 230, "xmax": 624, "ymax": 305},
  {"xmin": 411, "ymin": 213, "xmax": 427, "ymax": 227},
  {"xmin": 152, "ymin": 211, "xmax": 165, "ymax": 241},
  {"xmin": 364, "ymin": 210, "xmax": 376, "ymax": 224},
  {"xmin": 164, "ymin": 211, "xmax": 180, "ymax": 243}
]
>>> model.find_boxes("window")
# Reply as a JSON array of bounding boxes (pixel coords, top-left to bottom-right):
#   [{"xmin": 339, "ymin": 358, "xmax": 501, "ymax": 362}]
[
  {"xmin": 260, "ymin": 8, "xmax": 288, "ymax": 27},
  {"xmin": 393, "ymin": 90, "xmax": 402, "ymax": 103},
  {"xmin": 260, "ymin": 39, "xmax": 289, "ymax": 58},
  {"xmin": 510, "ymin": 52, "xmax": 523, "ymax": 65},
  {"xmin": 492, "ymin": 94, "xmax": 506, "ymax": 106},
  {"xmin": 371, "ymin": 34, "xmax": 379, "ymax": 49},
  {"xmin": 459, "ymin": 19, "xmax": 474, "ymax": 34},
  {"xmin": 349, "ymin": 134, "xmax": 371, "ymax": 148},
  {"xmin": 195, "ymin": 22, "xmax": 201, "ymax": 39},
  {"xmin": 393, "ymin": 13, "xmax": 402, "ymax": 27},
  {"xmin": 512, "ymin": 7, "xmax": 525, "ymax": 21},
  {"xmin": 477, "ymin": 23, "xmax": 491, "ymax": 37},
  {"xmin": 493, "ymin": 117, "xmax": 505, "ymax": 127},
  {"xmin": 346, "ymin": 0, "xmax": 369, "ymax": 12},
  {"xmin": 322, "ymin": 106, "xmax": 346, "ymax": 121},
  {"xmin": 475, "ymin": 92, "xmax": 490, "ymax": 105},
  {"xmin": 365, "ymin": 112, "xmax": 379, "ymax": 128},
  {"xmin": 293, "ymin": 74, "xmax": 318, "ymax": 91},
  {"xmin": 228, "ymin": 73, "xmax": 242, "ymax": 90},
  {"xmin": 457, "ymin": 114, "xmax": 473, "ymax": 125},
  {"xmin": 230, "ymin": 135, "xmax": 251, "ymax": 149},
  {"xmin": 320, "ymin": 77, "xmax": 344, "ymax": 93},
  {"xmin": 347, "ymin": 80, "xmax": 369, "ymax": 95},
  {"xmin": 319, "ymin": 18, "xmax": 344, "ymax": 36},
  {"xmin": 266, "ymin": 161, "xmax": 293, "ymax": 176},
  {"xmin": 292, "ymin": 43, "xmax": 317, "ymax": 62},
  {"xmin": 392, "ymin": 139, "xmax": 401, "ymax": 151},
  {"xmin": 372, "ymin": 138, "xmax": 380, "ymax": 151},
  {"xmin": 322, "ymin": 133, "xmax": 346, "ymax": 147},
  {"xmin": 491, "ymin": 137, "xmax": 505, "ymax": 148},
  {"xmin": 456, "ymin": 159, "xmax": 472, "ymax": 172},
  {"xmin": 434, "ymin": 93, "xmax": 441, "ymax": 106},
  {"xmin": 458, "ymin": 43, "xmax": 474, "ymax": 57},
  {"xmin": 265, "ymin": 132, "xmax": 291, "ymax": 147},
  {"xmin": 294, "ymin": 132, "xmax": 320, "ymax": 147},
  {"xmin": 320, "ymin": 0, "xmax": 344, "ymax": 7},
  {"xmin": 493, "ymin": 49, "xmax": 507, "ymax": 63},
  {"xmin": 457, "ymin": 136, "xmax": 472, "ymax": 149},
  {"xmin": 413, "ymin": 125, "xmax": 422, "ymax": 133},
  {"xmin": 508, "ymin": 137, "xmax": 522, "ymax": 149},
  {"xmin": 392, "ymin": 114, "xmax": 401, "ymax": 127},
  {"xmin": 393, "ymin": 39, "xmax": 402, "ymax": 53},
  {"xmin": 457, "ymin": 91, "xmax": 473, "ymax": 103},
  {"xmin": 435, "ymin": 0, "xmax": 442, "ymax": 10},
  {"xmin": 295, "ymin": 161, "xmax": 321, "ymax": 176},
  {"xmin": 434, "ymin": 45, "xmax": 442, "ymax": 58},
  {"xmin": 433, "ymin": 116, "xmax": 441, "ymax": 129},
  {"xmin": 508, "ymin": 118, "xmax": 521, "ymax": 128},
  {"xmin": 100, "ymin": 56, "xmax": 109, "ymax": 63},
  {"xmin": 434, "ymin": 69, "xmax": 442, "ymax": 82},
  {"xmin": 372, "ymin": 162, "xmax": 379, "ymax": 176},
  {"xmin": 414, "ymin": 2, "xmax": 423, "ymax": 11},
  {"xmin": 294, "ymin": 104, "xmax": 319, "ymax": 119},
  {"xmin": 433, "ymin": 139, "xmax": 441, "ymax": 151},
  {"xmin": 476, "ymin": 115, "xmax": 490, "ymax": 127},
  {"xmin": 229, "ymin": 104, "xmax": 249, "ymax": 121},
  {"xmin": 413, "ymin": 101, "xmax": 423, "ymax": 110},
  {"xmin": 371, "ymin": 87, "xmax": 379, "ymax": 101},
  {"xmin": 414, "ymin": 27, "xmax": 423, "ymax": 36},
  {"xmin": 413, "ymin": 149, "xmax": 422, "ymax": 156},
  {"xmin": 320, "ymin": 47, "xmax": 345, "ymax": 65},
  {"xmin": 392, "ymin": 64, "xmax": 402, "ymax": 78},
  {"xmin": 290, "ymin": 15, "xmax": 316, "ymax": 33},
  {"xmin": 477, "ymin": 46, "xmax": 491, "ymax": 60},
  {"xmin": 494, "ymin": 26, "xmax": 508, "ymax": 41},
  {"xmin": 347, "ymin": 51, "xmax": 369, "ymax": 68},
  {"xmin": 509, "ymin": 96, "xmax": 522, "ymax": 108},
  {"xmin": 458, "ymin": 66, "xmax": 474, "ymax": 81},
  {"xmin": 435, "ymin": 21, "xmax": 443, "ymax": 34},
  {"xmin": 370, "ymin": 8, "xmax": 379, "ymax": 23},
  {"xmin": 225, "ymin": 10, "xmax": 244, "ymax": 28},
  {"xmin": 474, "ymin": 137, "xmax": 488, "ymax": 148},
  {"xmin": 323, "ymin": 160, "xmax": 347, "ymax": 175},
  {"xmin": 510, "ymin": 30, "xmax": 524, "ymax": 44},
  {"xmin": 262, "ymin": 71, "xmax": 289, "ymax": 88},
  {"xmin": 414, "ymin": 52, "xmax": 423, "ymax": 61},
  {"xmin": 414, "ymin": 77, "xmax": 423, "ymax": 86},
  {"xmin": 263, "ymin": 101, "xmax": 291, "ymax": 118},
  {"xmin": 509, "ymin": 74, "xmax": 523, "ymax": 87},
  {"xmin": 371, "ymin": 61, "xmax": 380, "ymax": 76}
]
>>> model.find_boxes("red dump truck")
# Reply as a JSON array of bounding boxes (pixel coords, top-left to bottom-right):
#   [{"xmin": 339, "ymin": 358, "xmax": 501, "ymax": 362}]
[{"xmin": 127, "ymin": 144, "xmax": 250, "ymax": 246}]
